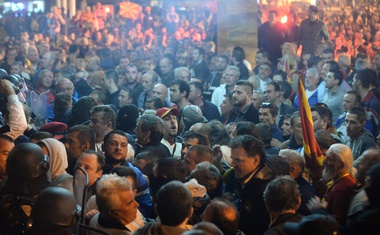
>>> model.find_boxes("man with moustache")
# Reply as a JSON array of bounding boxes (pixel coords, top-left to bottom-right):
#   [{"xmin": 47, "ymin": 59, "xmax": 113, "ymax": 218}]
[
  {"xmin": 227, "ymin": 80, "xmax": 260, "ymax": 124},
  {"xmin": 307, "ymin": 144, "xmax": 357, "ymax": 225}
]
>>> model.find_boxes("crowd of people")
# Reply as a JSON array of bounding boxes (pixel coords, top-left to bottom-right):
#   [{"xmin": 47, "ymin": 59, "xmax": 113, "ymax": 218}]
[{"xmin": 0, "ymin": 1, "xmax": 380, "ymax": 235}]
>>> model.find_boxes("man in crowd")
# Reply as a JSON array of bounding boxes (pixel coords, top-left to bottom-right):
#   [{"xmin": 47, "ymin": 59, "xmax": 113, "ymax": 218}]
[
  {"xmin": 133, "ymin": 114, "xmax": 170, "ymax": 157},
  {"xmin": 207, "ymin": 55, "xmax": 229, "ymax": 87},
  {"xmin": 202, "ymin": 198, "xmax": 239, "ymax": 235},
  {"xmin": 188, "ymin": 81, "xmax": 220, "ymax": 121},
  {"xmin": 263, "ymin": 176, "xmax": 303, "ymax": 234},
  {"xmin": 101, "ymin": 130, "xmax": 152, "ymax": 217},
  {"xmin": 307, "ymin": 144, "xmax": 356, "ymax": 225},
  {"xmin": 159, "ymin": 57, "xmax": 175, "ymax": 87},
  {"xmin": 263, "ymin": 81, "xmax": 296, "ymax": 128},
  {"xmin": 282, "ymin": 112, "xmax": 303, "ymax": 150},
  {"xmin": 231, "ymin": 46, "xmax": 250, "ymax": 80},
  {"xmin": 134, "ymin": 181, "xmax": 193, "ymax": 234},
  {"xmin": 322, "ymin": 69, "xmax": 345, "ymax": 123},
  {"xmin": 103, "ymin": 70, "xmax": 120, "ymax": 108},
  {"xmin": 75, "ymin": 150, "xmax": 105, "ymax": 201},
  {"xmin": 258, "ymin": 10, "xmax": 289, "ymax": 65},
  {"xmin": 190, "ymin": 46, "xmax": 210, "ymax": 81},
  {"xmin": 169, "ymin": 79, "xmax": 190, "ymax": 111},
  {"xmin": 279, "ymin": 149, "xmax": 317, "ymax": 215},
  {"xmin": 65, "ymin": 125, "xmax": 96, "ymax": 175},
  {"xmin": 123, "ymin": 63, "xmax": 143, "ymax": 102},
  {"xmin": 89, "ymin": 105, "xmax": 116, "ymax": 153},
  {"xmin": 155, "ymin": 107, "xmax": 182, "ymax": 158},
  {"xmin": 228, "ymin": 80, "xmax": 260, "ymax": 124},
  {"xmin": 138, "ymin": 71, "xmax": 159, "ymax": 109},
  {"xmin": 174, "ymin": 67, "xmax": 190, "ymax": 82},
  {"xmin": 352, "ymin": 68, "xmax": 380, "ymax": 126},
  {"xmin": 181, "ymin": 131, "xmax": 210, "ymax": 158},
  {"xmin": 346, "ymin": 107, "xmax": 376, "ymax": 160},
  {"xmin": 335, "ymin": 91, "xmax": 362, "ymax": 143},
  {"xmin": 152, "ymin": 84, "xmax": 171, "ymax": 107},
  {"xmin": 89, "ymin": 174, "xmax": 140, "ymax": 234},
  {"xmin": 220, "ymin": 93, "xmax": 234, "ymax": 124},
  {"xmin": 211, "ymin": 65, "xmax": 240, "ymax": 114},
  {"xmin": 294, "ymin": 68, "xmax": 321, "ymax": 109},
  {"xmin": 183, "ymin": 145, "xmax": 213, "ymax": 176},
  {"xmin": 229, "ymin": 135, "xmax": 272, "ymax": 235},
  {"xmin": 118, "ymin": 86, "xmax": 135, "ymax": 109},
  {"xmin": 255, "ymin": 62, "xmax": 273, "ymax": 92},
  {"xmin": 259, "ymin": 102, "xmax": 284, "ymax": 142},
  {"xmin": 47, "ymin": 78, "xmax": 77, "ymax": 122},
  {"xmin": 297, "ymin": 5, "xmax": 329, "ymax": 55},
  {"xmin": 281, "ymin": 114, "xmax": 293, "ymax": 141}
]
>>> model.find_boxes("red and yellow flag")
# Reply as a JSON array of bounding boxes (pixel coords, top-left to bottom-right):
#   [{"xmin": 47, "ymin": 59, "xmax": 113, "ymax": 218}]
[{"xmin": 298, "ymin": 77, "xmax": 324, "ymax": 180}]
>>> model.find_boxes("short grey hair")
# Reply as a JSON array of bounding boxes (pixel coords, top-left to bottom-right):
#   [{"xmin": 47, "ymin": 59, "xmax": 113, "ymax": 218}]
[
  {"xmin": 225, "ymin": 65, "xmax": 240, "ymax": 78},
  {"xmin": 327, "ymin": 143, "xmax": 354, "ymax": 173},
  {"xmin": 279, "ymin": 149, "xmax": 305, "ymax": 171},
  {"xmin": 306, "ymin": 68, "xmax": 319, "ymax": 79},
  {"xmin": 96, "ymin": 174, "xmax": 132, "ymax": 213},
  {"xmin": 174, "ymin": 67, "xmax": 190, "ymax": 79}
]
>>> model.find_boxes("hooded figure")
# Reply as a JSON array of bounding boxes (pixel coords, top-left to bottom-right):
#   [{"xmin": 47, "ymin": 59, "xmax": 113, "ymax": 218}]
[
  {"xmin": 38, "ymin": 138, "xmax": 73, "ymax": 193},
  {"xmin": 116, "ymin": 104, "xmax": 139, "ymax": 136}
]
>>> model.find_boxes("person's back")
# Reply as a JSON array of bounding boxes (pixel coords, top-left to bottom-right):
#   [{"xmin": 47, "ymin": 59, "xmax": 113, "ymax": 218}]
[
  {"xmin": 135, "ymin": 181, "xmax": 193, "ymax": 235},
  {"xmin": 0, "ymin": 143, "xmax": 50, "ymax": 235},
  {"xmin": 28, "ymin": 187, "xmax": 77, "ymax": 235}
]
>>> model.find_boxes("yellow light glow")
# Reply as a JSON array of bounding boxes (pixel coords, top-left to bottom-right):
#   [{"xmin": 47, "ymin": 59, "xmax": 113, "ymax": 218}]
[{"xmin": 281, "ymin": 15, "xmax": 288, "ymax": 24}]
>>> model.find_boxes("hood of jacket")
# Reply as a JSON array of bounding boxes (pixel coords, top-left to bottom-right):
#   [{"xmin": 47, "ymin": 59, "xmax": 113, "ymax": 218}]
[{"xmin": 39, "ymin": 138, "xmax": 68, "ymax": 179}]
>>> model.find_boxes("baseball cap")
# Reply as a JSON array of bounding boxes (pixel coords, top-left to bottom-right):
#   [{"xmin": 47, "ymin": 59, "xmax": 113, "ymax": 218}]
[
  {"xmin": 309, "ymin": 5, "xmax": 319, "ymax": 13},
  {"xmin": 283, "ymin": 213, "xmax": 339, "ymax": 235},
  {"xmin": 39, "ymin": 122, "xmax": 68, "ymax": 140},
  {"xmin": 182, "ymin": 105, "xmax": 207, "ymax": 123},
  {"xmin": 155, "ymin": 107, "xmax": 179, "ymax": 118}
]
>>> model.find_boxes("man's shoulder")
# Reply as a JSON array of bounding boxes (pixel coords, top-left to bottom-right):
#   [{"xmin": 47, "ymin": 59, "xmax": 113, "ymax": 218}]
[
  {"xmin": 246, "ymin": 103, "xmax": 259, "ymax": 114},
  {"xmin": 203, "ymin": 99, "xmax": 218, "ymax": 108},
  {"xmin": 280, "ymin": 103, "xmax": 297, "ymax": 112}
]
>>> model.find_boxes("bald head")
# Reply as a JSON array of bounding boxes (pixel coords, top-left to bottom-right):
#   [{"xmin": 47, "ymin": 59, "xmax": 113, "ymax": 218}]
[
  {"xmin": 354, "ymin": 149, "xmax": 380, "ymax": 185},
  {"xmin": 202, "ymin": 199, "xmax": 239, "ymax": 235},
  {"xmin": 56, "ymin": 78, "xmax": 75, "ymax": 96},
  {"xmin": 152, "ymin": 84, "xmax": 168, "ymax": 103},
  {"xmin": 189, "ymin": 123, "xmax": 211, "ymax": 140}
]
